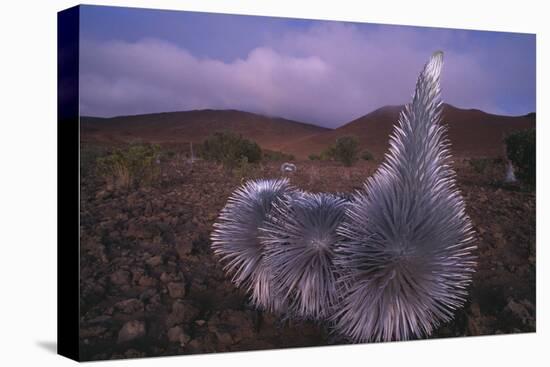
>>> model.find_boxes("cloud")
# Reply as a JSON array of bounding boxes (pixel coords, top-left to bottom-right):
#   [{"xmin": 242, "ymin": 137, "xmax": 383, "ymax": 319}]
[{"xmin": 80, "ymin": 23, "xmax": 535, "ymax": 127}]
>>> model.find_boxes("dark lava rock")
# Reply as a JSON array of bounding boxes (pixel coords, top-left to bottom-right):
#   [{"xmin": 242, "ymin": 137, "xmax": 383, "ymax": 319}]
[
  {"xmin": 80, "ymin": 326, "xmax": 107, "ymax": 338},
  {"xmin": 208, "ymin": 310, "xmax": 255, "ymax": 344},
  {"xmin": 145, "ymin": 201, "xmax": 153, "ymax": 216},
  {"xmin": 160, "ymin": 272, "xmax": 175, "ymax": 283},
  {"xmin": 114, "ymin": 299, "xmax": 144, "ymax": 314},
  {"xmin": 110, "ymin": 270, "xmax": 130, "ymax": 286},
  {"xmin": 212, "ymin": 329, "xmax": 233, "ymax": 345},
  {"xmin": 117, "ymin": 320, "xmax": 146, "ymax": 343},
  {"xmin": 176, "ymin": 240, "xmax": 193, "ymax": 259},
  {"xmin": 504, "ymin": 298, "xmax": 535, "ymax": 329},
  {"xmin": 146, "ymin": 255, "xmax": 163, "ymax": 267},
  {"xmin": 167, "ymin": 326, "xmax": 191, "ymax": 346},
  {"xmin": 139, "ymin": 288, "xmax": 157, "ymax": 301},
  {"xmin": 126, "ymin": 221, "xmax": 147, "ymax": 239},
  {"xmin": 145, "ymin": 294, "xmax": 162, "ymax": 313},
  {"xmin": 87, "ymin": 315, "xmax": 112, "ymax": 324},
  {"xmin": 112, "ymin": 349, "xmax": 146, "ymax": 359},
  {"xmin": 166, "ymin": 300, "xmax": 199, "ymax": 327},
  {"xmin": 138, "ymin": 275, "xmax": 158, "ymax": 288},
  {"xmin": 167, "ymin": 282, "xmax": 186, "ymax": 298}
]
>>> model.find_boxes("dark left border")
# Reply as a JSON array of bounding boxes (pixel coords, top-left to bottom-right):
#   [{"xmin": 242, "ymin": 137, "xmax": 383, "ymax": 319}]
[{"xmin": 57, "ymin": 5, "xmax": 80, "ymax": 362}]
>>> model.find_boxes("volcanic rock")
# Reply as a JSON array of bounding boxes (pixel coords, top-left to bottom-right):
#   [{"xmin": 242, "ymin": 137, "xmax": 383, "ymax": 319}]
[
  {"xmin": 114, "ymin": 299, "xmax": 144, "ymax": 314},
  {"xmin": 138, "ymin": 275, "xmax": 157, "ymax": 288},
  {"xmin": 110, "ymin": 270, "xmax": 130, "ymax": 286},
  {"xmin": 176, "ymin": 240, "xmax": 193, "ymax": 258},
  {"xmin": 166, "ymin": 300, "xmax": 199, "ymax": 327},
  {"xmin": 167, "ymin": 326, "xmax": 191, "ymax": 346},
  {"xmin": 117, "ymin": 320, "xmax": 146, "ymax": 343},
  {"xmin": 167, "ymin": 282, "xmax": 186, "ymax": 298},
  {"xmin": 146, "ymin": 255, "xmax": 163, "ymax": 267}
]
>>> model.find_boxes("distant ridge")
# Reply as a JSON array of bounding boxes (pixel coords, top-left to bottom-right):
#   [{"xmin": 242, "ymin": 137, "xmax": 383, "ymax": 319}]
[
  {"xmin": 81, "ymin": 105, "xmax": 535, "ymax": 158},
  {"xmin": 81, "ymin": 109, "xmax": 329, "ymax": 153},
  {"xmin": 281, "ymin": 103, "xmax": 536, "ymax": 158}
]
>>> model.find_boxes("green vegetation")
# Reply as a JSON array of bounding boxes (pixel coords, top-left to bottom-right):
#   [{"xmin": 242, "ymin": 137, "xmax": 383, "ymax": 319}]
[
  {"xmin": 505, "ymin": 128, "xmax": 535, "ymax": 187},
  {"xmin": 80, "ymin": 144, "xmax": 109, "ymax": 177},
  {"xmin": 308, "ymin": 154, "xmax": 321, "ymax": 161},
  {"xmin": 201, "ymin": 131, "xmax": 262, "ymax": 168},
  {"xmin": 322, "ymin": 136, "xmax": 360, "ymax": 166},
  {"xmin": 162, "ymin": 149, "xmax": 176, "ymax": 159},
  {"xmin": 320, "ymin": 146, "xmax": 336, "ymax": 161},
  {"xmin": 96, "ymin": 143, "xmax": 161, "ymax": 189},
  {"xmin": 469, "ymin": 157, "xmax": 510, "ymax": 183},
  {"xmin": 361, "ymin": 150, "xmax": 374, "ymax": 161},
  {"xmin": 263, "ymin": 150, "xmax": 295, "ymax": 162},
  {"xmin": 235, "ymin": 156, "xmax": 252, "ymax": 179},
  {"xmin": 469, "ymin": 157, "xmax": 492, "ymax": 175}
]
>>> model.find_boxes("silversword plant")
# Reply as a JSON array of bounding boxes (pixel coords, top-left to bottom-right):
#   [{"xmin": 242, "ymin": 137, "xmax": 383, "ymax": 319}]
[{"xmin": 211, "ymin": 51, "xmax": 476, "ymax": 342}]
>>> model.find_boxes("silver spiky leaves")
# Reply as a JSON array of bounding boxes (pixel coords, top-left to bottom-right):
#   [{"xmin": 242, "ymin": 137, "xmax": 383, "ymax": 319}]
[
  {"xmin": 210, "ymin": 51, "xmax": 476, "ymax": 343},
  {"xmin": 332, "ymin": 51, "xmax": 477, "ymax": 342},
  {"xmin": 211, "ymin": 178, "xmax": 296, "ymax": 313},
  {"xmin": 260, "ymin": 192, "xmax": 348, "ymax": 320}
]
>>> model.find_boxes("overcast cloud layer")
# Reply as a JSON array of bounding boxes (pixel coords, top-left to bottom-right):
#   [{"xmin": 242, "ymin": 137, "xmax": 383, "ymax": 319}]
[{"xmin": 80, "ymin": 15, "xmax": 535, "ymax": 128}]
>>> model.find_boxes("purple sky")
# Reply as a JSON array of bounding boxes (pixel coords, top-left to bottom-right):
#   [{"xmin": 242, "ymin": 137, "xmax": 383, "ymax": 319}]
[{"xmin": 79, "ymin": 5, "xmax": 536, "ymax": 128}]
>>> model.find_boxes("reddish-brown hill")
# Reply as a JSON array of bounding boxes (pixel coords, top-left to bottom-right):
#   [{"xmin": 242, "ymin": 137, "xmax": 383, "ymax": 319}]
[
  {"xmin": 80, "ymin": 110, "xmax": 328, "ymax": 153},
  {"xmin": 281, "ymin": 104, "xmax": 536, "ymax": 159},
  {"xmin": 81, "ymin": 105, "xmax": 535, "ymax": 159}
]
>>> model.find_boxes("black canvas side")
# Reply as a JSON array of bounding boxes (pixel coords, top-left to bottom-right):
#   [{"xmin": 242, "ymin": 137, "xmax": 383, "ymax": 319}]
[{"xmin": 57, "ymin": 5, "xmax": 80, "ymax": 362}]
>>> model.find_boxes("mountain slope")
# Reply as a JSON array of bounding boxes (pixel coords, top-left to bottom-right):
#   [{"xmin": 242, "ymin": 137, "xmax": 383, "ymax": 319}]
[
  {"xmin": 80, "ymin": 109, "xmax": 329, "ymax": 152},
  {"xmin": 81, "ymin": 105, "xmax": 535, "ymax": 159},
  {"xmin": 282, "ymin": 104, "xmax": 536, "ymax": 158}
]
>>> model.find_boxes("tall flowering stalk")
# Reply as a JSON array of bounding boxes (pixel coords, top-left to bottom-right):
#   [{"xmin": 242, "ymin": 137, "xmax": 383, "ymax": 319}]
[{"xmin": 332, "ymin": 52, "xmax": 477, "ymax": 342}]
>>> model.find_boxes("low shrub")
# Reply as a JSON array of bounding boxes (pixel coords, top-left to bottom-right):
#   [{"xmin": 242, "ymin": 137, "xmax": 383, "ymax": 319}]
[
  {"xmin": 235, "ymin": 156, "xmax": 251, "ymax": 179},
  {"xmin": 323, "ymin": 136, "xmax": 359, "ymax": 166},
  {"xmin": 96, "ymin": 143, "xmax": 161, "ymax": 189},
  {"xmin": 469, "ymin": 157, "xmax": 491, "ymax": 174},
  {"xmin": 361, "ymin": 150, "xmax": 374, "ymax": 161},
  {"xmin": 320, "ymin": 146, "xmax": 335, "ymax": 161},
  {"xmin": 505, "ymin": 129, "xmax": 535, "ymax": 187},
  {"xmin": 264, "ymin": 150, "xmax": 295, "ymax": 162},
  {"xmin": 201, "ymin": 131, "xmax": 262, "ymax": 168},
  {"xmin": 80, "ymin": 144, "xmax": 109, "ymax": 177}
]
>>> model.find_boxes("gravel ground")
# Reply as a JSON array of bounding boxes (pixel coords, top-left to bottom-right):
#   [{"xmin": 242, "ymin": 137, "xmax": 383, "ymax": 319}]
[{"xmin": 79, "ymin": 157, "xmax": 535, "ymax": 361}]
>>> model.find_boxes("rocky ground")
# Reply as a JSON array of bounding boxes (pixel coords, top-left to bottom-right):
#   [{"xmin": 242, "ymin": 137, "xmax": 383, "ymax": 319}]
[{"xmin": 79, "ymin": 155, "xmax": 536, "ymax": 361}]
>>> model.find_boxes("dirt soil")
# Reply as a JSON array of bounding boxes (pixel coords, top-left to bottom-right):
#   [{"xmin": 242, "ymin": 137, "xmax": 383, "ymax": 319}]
[{"xmin": 79, "ymin": 156, "xmax": 536, "ymax": 361}]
